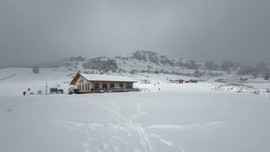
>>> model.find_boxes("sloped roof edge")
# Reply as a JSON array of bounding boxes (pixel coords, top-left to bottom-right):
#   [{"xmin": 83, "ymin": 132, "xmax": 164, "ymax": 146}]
[{"xmin": 70, "ymin": 73, "xmax": 136, "ymax": 85}]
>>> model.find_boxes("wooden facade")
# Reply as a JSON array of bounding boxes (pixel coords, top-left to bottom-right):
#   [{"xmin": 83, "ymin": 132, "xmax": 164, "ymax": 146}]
[{"xmin": 69, "ymin": 73, "xmax": 137, "ymax": 93}]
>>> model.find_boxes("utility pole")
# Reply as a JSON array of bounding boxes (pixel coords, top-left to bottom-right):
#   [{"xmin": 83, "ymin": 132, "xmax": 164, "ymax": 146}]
[
  {"xmin": 267, "ymin": 88, "xmax": 270, "ymax": 100},
  {"xmin": 45, "ymin": 82, "xmax": 48, "ymax": 95}
]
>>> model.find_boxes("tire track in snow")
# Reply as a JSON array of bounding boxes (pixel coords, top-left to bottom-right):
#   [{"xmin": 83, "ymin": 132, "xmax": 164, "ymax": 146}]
[
  {"xmin": 149, "ymin": 121, "xmax": 225, "ymax": 131},
  {"xmin": 131, "ymin": 103, "xmax": 147, "ymax": 120},
  {"xmin": 101, "ymin": 102, "xmax": 153, "ymax": 152},
  {"xmin": 83, "ymin": 102, "xmax": 153, "ymax": 152},
  {"xmin": 150, "ymin": 133, "xmax": 186, "ymax": 152},
  {"xmin": 54, "ymin": 120, "xmax": 86, "ymax": 130}
]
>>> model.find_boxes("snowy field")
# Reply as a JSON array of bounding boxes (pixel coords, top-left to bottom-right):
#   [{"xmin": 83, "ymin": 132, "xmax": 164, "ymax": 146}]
[{"xmin": 1, "ymin": 68, "xmax": 270, "ymax": 152}]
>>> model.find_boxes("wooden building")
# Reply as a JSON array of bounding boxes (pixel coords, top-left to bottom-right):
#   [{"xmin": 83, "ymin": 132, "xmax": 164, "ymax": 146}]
[{"xmin": 69, "ymin": 73, "xmax": 137, "ymax": 93}]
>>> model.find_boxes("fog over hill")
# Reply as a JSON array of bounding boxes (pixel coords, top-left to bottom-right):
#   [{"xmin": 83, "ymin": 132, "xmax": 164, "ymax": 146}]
[{"xmin": 1, "ymin": 1, "xmax": 270, "ymax": 67}]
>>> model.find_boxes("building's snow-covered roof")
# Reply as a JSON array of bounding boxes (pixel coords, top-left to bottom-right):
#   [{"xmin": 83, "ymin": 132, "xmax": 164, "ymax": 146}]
[{"xmin": 80, "ymin": 73, "xmax": 136, "ymax": 82}]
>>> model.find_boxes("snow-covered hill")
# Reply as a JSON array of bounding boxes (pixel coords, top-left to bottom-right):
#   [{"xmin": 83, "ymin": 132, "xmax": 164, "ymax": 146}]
[
  {"xmin": 32, "ymin": 51, "xmax": 223, "ymax": 78},
  {"xmin": 3, "ymin": 50, "xmax": 270, "ymax": 81}
]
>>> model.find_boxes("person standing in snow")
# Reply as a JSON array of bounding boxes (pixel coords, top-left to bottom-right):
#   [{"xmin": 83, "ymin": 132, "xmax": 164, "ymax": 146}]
[{"xmin": 27, "ymin": 88, "xmax": 30, "ymax": 95}]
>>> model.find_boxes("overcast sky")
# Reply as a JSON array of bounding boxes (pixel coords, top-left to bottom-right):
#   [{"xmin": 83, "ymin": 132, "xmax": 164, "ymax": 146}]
[{"xmin": 0, "ymin": 0, "xmax": 269, "ymax": 66}]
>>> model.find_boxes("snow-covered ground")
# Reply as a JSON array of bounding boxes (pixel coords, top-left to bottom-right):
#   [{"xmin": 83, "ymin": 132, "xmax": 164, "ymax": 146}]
[{"xmin": 1, "ymin": 68, "xmax": 270, "ymax": 152}]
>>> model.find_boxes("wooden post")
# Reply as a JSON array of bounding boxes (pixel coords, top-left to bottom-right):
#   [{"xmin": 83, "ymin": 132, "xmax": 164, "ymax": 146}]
[{"xmin": 45, "ymin": 82, "xmax": 48, "ymax": 95}]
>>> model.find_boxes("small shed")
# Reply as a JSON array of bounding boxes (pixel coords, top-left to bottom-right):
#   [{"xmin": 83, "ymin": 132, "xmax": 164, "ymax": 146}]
[{"xmin": 69, "ymin": 73, "xmax": 137, "ymax": 93}]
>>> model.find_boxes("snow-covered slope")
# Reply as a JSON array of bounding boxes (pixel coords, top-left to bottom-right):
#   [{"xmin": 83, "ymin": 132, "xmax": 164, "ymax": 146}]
[
  {"xmin": 33, "ymin": 51, "xmax": 223, "ymax": 78},
  {"xmin": 0, "ymin": 68, "xmax": 72, "ymax": 96},
  {"xmin": 4, "ymin": 50, "xmax": 270, "ymax": 81},
  {"xmin": 0, "ymin": 67, "xmax": 269, "ymax": 96},
  {"xmin": 0, "ymin": 67, "xmax": 199, "ymax": 96}
]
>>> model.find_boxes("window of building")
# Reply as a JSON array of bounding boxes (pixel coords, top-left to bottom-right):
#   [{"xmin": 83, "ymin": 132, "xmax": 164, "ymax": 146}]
[
  {"xmin": 127, "ymin": 83, "xmax": 133, "ymax": 89},
  {"xmin": 102, "ymin": 83, "xmax": 107, "ymax": 89},
  {"xmin": 94, "ymin": 82, "xmax": 99, "ymax": 89},
  {"xmin": 119, "ymin": 83, "xmax": 123, "ymax": 88},
  {"xmin": 87, "ymin": 83, "xmax": 90, "ymax": 90},
  {"xmin": 85, "ymin": 84, "xmax": 88, "ymax": 91},
  {"xmin": 110, "ymin": 83, "xmax": 115, "ymax": 88}
]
